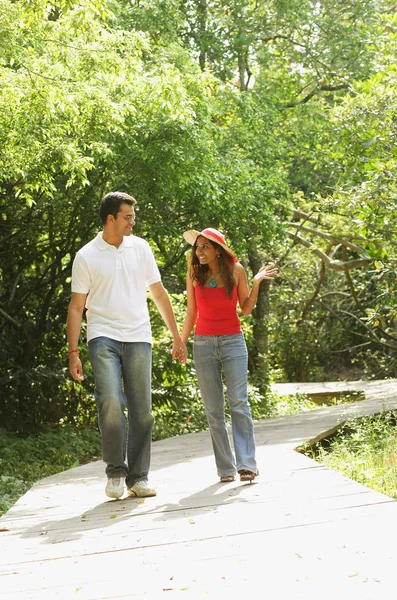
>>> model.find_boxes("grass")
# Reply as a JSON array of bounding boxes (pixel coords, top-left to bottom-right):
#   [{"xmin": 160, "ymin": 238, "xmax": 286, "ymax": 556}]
[
  {"xmin": 0, "ymin": 426, "xmax": 102, "ymax": 516},
  {"xmin": 304, "ymin": 410, "xmax": 397, "ymax": 501}
]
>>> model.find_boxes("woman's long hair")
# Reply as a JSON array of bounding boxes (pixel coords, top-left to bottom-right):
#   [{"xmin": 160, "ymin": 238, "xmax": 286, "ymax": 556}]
[{"xmin": 189, "ymin": 239, "xmax": 236, "ymax": 298}]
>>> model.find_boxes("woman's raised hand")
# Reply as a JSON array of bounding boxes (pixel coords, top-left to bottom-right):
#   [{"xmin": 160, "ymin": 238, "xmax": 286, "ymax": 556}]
[{"xmin": 253, "ymin": 263, "xmax": 278, "ymax": 283}]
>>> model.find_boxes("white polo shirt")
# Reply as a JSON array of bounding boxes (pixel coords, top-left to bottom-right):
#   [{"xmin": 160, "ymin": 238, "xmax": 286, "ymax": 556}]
[{"xmin": 71, "ymin": 232, "xmax": 161, "ymax": 343}]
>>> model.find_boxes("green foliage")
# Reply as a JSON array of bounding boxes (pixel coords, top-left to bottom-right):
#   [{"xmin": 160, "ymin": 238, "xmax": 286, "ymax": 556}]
[
  {"xmin": 0, "ymin": 348, "xmax": 98, "ymax": 434},
  {"xmin": 152, "ymin": 397, "xmax": 208, "ymax": 440},
  {"xmin": 2, "ymin": 0, "xmax": 397, "ymax": 432},
  {"xmin": 268, "ymin": 14, "xmax": 397, "ymax": 380},
  {"xmin": 0, "ymin": 0, "xmax": 290, "ymax": 429},
  {"xmin": 0, "ymin": 425, "xmax": 101, "ymax": 515},
  {"xmin": 270, "ymin": 319, "xmax": 325, "ymax": 383},
  {"xmin": 306, "ymin": 411, "xmax": 397, "ymax": 500},
  {"xmin": 274, "ymin": 393, "xmax": 327, "ymax": 416},
  {"xmin": 247, "ymin": 384, "xmax": 278, "ymax": 420}
]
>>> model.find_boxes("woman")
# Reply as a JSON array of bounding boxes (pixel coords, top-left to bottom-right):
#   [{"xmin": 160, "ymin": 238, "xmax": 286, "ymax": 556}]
[{"xmin": 181, "ymin": 228, "xmax": 277, "ymax": 483}]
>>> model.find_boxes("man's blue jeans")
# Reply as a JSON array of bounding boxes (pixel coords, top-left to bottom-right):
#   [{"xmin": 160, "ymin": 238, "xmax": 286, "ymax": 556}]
[
  {"xmin": 88, "ymin": 336, "xmax": 153, "ymax": 489},
  {"xmin": 193, "ymin": 333, "xmax": 257, "ymax": 476}
]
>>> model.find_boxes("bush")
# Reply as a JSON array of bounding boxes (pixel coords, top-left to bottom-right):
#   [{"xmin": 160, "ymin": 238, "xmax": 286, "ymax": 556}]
[{"xmin": 0, "ymin": 426, "xmax": 101, "ymax": 515}]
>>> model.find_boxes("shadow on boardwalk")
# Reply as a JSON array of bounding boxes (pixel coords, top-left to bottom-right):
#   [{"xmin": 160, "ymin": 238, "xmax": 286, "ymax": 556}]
[{"xmin": 1, "ymin": 380, "xmax": 397, "ymax": 599}]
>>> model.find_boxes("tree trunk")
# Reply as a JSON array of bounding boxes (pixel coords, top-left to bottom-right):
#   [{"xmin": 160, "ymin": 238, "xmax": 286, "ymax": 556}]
[
  {"xmin": 247, "ymin": 244, "xmax": 270, "ymax": 393},
  {"xmin": 197, "ymin": 0, "xmax": 207, "ymax": 71}
]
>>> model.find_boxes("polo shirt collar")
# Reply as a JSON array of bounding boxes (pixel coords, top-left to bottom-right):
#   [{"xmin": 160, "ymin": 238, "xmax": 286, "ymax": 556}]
[{"xmin": 95, "ymin": 232, "xmax": 133, "ymax": 250}]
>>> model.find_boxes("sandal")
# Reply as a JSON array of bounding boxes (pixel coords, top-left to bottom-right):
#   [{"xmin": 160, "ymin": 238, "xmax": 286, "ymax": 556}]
[
  {"xmin": 238, "ymin": 470, "xmax": 258, "ymax": 483},
  {"xmin": 220, "ymin": 475, "xmax": 235, "ymax": 483}
]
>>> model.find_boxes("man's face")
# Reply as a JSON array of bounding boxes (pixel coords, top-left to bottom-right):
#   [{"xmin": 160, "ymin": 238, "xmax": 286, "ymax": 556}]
[{"xmin": 114, "ymin": 203, "xmax": 135, "ymax": 236}]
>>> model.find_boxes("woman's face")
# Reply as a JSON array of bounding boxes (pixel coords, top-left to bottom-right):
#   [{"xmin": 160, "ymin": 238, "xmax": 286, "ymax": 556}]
[{"xmin": 195, "ymin": 236, "xmax": 218, "ymax": 265}]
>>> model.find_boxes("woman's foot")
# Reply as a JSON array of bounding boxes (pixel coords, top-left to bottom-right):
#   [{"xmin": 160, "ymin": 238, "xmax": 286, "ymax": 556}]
[
  {"xmin": 238, "ymin": 469, "xmax": 258, "ymax": 483},
  {"xmin": 220, "ymin": 475, "xmax": 235, "ymax": 483}
]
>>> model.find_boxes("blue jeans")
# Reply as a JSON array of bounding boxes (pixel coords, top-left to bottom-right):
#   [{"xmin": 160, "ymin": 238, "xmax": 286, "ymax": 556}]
[
  {"xmin": 88, "ymin": 336, "xmax": 154, "ymax": 488},
  {"xmin": 193, "ymin": 333, "xmax": 257, "ymax": 476}
]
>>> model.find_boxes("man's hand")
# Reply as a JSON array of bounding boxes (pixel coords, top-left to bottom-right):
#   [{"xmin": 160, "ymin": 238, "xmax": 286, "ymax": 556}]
[
  {"xmin": 172, "ymin": 339, "xmax": 188, "ymax": 364},
  {"xmin": 69, "ymin": 354, "xmax": 84, "ymax": 381},
  {"xmin": 67, "ymin": 293, "xmax": 86, "ymax": 380}
]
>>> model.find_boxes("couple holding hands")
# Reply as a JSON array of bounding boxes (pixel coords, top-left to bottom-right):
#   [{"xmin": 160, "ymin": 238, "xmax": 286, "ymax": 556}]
[{"xmin": 67, "ymin": 191, "xmax": 277, "ymax": 499}]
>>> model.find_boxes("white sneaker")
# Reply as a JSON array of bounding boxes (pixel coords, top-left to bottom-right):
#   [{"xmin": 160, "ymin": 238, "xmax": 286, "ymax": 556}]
[
  {"xmin": 105, "ymin": 477, "xmax": 124, "ymax": 499},
  {"xmin": 128, "ymin": 480, "xmax": 157, "ymax": 498}
]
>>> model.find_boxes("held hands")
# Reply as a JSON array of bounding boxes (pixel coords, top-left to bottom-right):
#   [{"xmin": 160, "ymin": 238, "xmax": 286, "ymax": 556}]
[
  {"xmin": 172, "ymin": 339, "xmax": 188, "ymax": 364},
  {"xmin": 253, "ymin": 263, "xmax": 278, "ymax": 283}
]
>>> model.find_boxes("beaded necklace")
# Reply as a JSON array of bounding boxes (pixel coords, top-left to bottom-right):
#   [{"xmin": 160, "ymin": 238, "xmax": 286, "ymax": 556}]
[{"xmin": 208, "ymin": 272, "xmax": 220, "ymax": 288}]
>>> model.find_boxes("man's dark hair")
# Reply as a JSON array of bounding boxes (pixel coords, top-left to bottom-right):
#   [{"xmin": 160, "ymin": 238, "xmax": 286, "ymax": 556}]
[{"xmin": 99, "ymin": 191, "xmax": 136, "ymax": 224}]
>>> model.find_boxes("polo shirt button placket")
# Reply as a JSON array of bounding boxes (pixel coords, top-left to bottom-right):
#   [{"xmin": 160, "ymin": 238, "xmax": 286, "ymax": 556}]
[{"xmin": 116, "ymin": 247, "xmax": 122, "ymax": 271}]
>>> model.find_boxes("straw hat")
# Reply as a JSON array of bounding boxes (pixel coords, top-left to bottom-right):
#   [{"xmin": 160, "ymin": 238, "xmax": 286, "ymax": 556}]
[{"xmin": 183, "ymin": 227, "xmax": 236, "ymax": 258}]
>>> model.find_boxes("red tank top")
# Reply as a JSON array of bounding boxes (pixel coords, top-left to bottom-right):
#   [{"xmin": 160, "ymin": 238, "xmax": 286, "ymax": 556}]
[{"xmin": 194, "ymin": 284, "xmax": 242, "ymax": 336}]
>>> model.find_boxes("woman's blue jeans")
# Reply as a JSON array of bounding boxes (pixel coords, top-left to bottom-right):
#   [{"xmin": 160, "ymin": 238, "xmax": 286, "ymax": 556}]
[
  {"xmin": 193, "ymin": 333, "xmax": 257, "ymax": 476},
  {"xmin": 88, "ymin": 336, "xmax": 153, "ymax": 489}
]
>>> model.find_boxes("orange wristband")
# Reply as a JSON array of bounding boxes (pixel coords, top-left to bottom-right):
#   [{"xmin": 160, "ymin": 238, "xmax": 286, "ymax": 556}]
[{"xmin": 68, "ymin": 349, "xmax": 80, "ymax": 355}]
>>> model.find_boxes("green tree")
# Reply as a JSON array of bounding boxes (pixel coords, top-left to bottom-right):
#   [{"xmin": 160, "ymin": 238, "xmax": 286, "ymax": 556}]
[{"xmin": 2, "ymin": 0, "xmax": 396, "ymax": 433}]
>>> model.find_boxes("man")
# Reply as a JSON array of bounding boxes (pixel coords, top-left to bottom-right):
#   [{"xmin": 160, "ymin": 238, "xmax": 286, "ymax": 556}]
[{"xmin": 67, "ymin": 191, "xmax": 187, "ymax": 499}]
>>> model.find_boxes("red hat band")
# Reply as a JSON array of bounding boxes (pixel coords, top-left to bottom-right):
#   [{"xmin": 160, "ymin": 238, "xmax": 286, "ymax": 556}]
[{"xmin": 201, "ymin": 228, "xmax": 226, "ymax": 246}]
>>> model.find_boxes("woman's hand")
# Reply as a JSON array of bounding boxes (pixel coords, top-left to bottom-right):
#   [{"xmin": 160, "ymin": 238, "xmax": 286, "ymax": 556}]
[
  {"xmin": 253, "ymin": 263, "xmax": 278, "ymax": 283},
  {"xmin": 172, "ymin": 339, "xmax": 188, "ymax": 364}
]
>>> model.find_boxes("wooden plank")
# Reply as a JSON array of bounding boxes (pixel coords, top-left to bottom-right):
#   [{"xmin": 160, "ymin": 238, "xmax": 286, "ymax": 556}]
[{"xmin": 2, "ymin": 511, "xmax": 397, "ymax": 599}]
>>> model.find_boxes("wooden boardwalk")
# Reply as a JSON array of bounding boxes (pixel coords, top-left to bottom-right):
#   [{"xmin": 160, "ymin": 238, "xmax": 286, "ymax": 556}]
[{"xmin": 2, "ymin": 379, "xmax": 397, "ymax": 599}]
